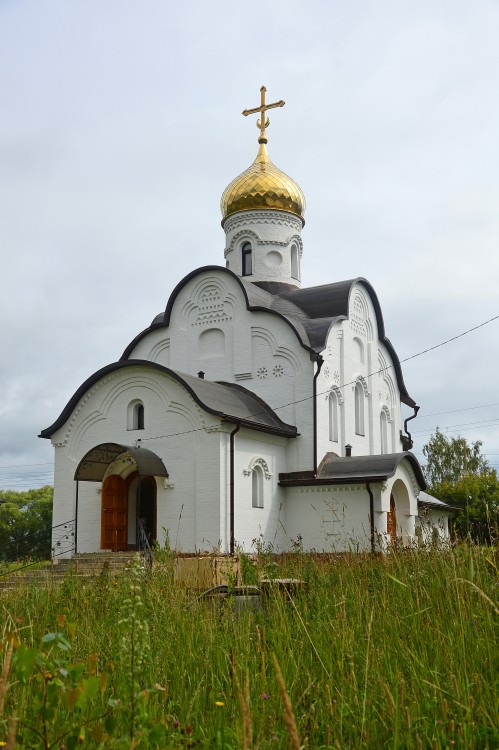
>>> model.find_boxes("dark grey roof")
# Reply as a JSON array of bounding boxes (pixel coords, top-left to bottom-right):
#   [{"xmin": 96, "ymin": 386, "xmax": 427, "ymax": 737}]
[
  {"xmin": 75, "ymin": 443, "xmax": 169, "ymax": 482},
  {"xmin": 120, "ymin": 266, "xmax": 416, "ymax": 408},
  {"xmin": 418, "ymin": 490, "xmax": 459, "ymax": 512},
  {"xmin": 255, "ymin": 279, "xmax": 415, "ymax": 406},
  {"xmin": 39, "ymin": 361, "xmax": 297, "ymax": 440},
  {"xmin": 279, "ymin": 451, "xmax": 426, "ymax": 489}
]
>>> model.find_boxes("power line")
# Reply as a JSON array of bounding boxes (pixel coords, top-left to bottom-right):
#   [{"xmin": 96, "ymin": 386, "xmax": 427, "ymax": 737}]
[
  {"xmin": 412, "ymin": 416, "xmax": 499, "ymax": 435},
  {"xmin": 1, "ymin": 312, "xmax": 498, "ymax": 465},
  {"xmin": 398, "ymin": 314, "xmax": 499, "ymax": 364},
  {"xmin": 0, "ymin": 462, "xmax": 53, "ymax": 470},
  {"xmin": 413, "ymin": 423, "xmax": 499, "ymax": 439},
  {"xmin": 140, "ymin": 312, "xmax": 499, "ymax": 443},
  {"xmin": 416, "ymin": 401, "xmax": 499, "ymax": 419}
]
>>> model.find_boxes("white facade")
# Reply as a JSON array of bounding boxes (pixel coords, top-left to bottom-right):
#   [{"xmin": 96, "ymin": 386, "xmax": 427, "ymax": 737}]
[
  {"xmin": 42, "ymin": 136, "xmax": 454, "ymax": 558},
  {"xmin": 224, "ymin": 210, "xmax": 303, "ymax": 287}
]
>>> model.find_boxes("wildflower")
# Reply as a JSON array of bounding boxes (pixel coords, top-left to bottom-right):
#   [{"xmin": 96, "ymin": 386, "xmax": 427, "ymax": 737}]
[
  {"xmin": 262, "ymin": 693, "xmax": 269, "ymax": 700},
  {"xmin": 173, "ymin": 720, "xmax": 179, "ymax": 728},
  {"xmin": 215, "ymin": 701, "xmax": 225, "ymax": 707},
  {"xmin": 0, "ymin": 743, "xmax": 7, "ymax": 747}
]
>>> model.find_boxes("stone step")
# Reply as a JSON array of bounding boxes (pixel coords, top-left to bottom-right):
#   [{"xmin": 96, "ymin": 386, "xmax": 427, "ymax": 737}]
[
  {"xmin": 72, "ymin": 552, "xmax": 139, "ymax": 558},
  {"xmin": 0, "ymin": 552, "xmax": 147, "ymax": 593}
]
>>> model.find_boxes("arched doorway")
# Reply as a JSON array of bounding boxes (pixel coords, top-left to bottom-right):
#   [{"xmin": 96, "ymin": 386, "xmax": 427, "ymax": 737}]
[
  {"xmin": 74, "ymin": 443, "xmax": 167, "ymax": 554},
  {"xmin": 101, "ymin": 475, "xmax": 128, "ymax": 550},
  {"xmin": 388, "ymin": 479, "xmax": 414, "ymax": 545},
  {"xmin": 387, "ymin": 494, "xmax": 397, "ymax": 543},
  {"xmin": 103, "ymin": 473, "xmax": 157, "ymax": 550}
]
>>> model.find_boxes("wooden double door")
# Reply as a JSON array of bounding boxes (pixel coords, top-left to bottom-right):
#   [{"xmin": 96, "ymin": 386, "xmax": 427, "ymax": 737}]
[{"xmin": 101, "ymin": 474, "xmax": 157, "ymax": 551}]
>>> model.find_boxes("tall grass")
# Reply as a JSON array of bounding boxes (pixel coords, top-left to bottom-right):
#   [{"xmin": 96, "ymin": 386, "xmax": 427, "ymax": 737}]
[{"xmin": 1, "ymin": 546, "xmax": 497, "ymax": 748}]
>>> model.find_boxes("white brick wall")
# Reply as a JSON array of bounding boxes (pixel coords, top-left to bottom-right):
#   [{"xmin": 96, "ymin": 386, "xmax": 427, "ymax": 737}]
[
  {"xmin": 50, "ymin": 366, "xmax": 224, "ymax": 556},
  {"xmin": 316, "ymin": 282, "xmax": 403, "ymax": 462},
  {"xmin": 285, "ymin": 485, "xmax": 374, "ymax": 553},
  {"xmin": 49, "ymin": 269, "xmax": 442, "ymax": 557},
  {"xmin": 224, "ymin": 211, "xmax": 303, "ymax": 288},
  {"xmin": 129, "ymin": 271, "xmax": 316, "ymax": 473}
]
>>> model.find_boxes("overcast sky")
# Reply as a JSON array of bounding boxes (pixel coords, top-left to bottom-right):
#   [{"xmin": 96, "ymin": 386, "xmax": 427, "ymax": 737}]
[{"xmin": 1, "ymin": 0, "xmax": 498, "ymax": 491}]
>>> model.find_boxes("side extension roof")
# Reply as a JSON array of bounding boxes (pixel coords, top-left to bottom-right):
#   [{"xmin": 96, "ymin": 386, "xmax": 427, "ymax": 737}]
[
  {"xmin": 279, "ymin": 451, "xmax": 426, "ymax": 489},
  {"xmin": 418, "ymin": 490, "xmax": 459, "ymax": 512}
]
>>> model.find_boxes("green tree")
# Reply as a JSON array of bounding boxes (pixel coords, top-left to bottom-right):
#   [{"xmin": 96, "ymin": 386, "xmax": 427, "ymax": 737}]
[
  {"xmin": 422, "ymin": 430, "xmax": 498, "ymax": 543},
  {"xmin": 0, "ymin": 485, "xmax": 53, "ymax": 561}
]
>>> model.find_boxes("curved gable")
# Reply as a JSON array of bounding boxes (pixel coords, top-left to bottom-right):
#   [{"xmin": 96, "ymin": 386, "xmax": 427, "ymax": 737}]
[
  {"xmin": 119, "ymin": 267, "xmax": 416, "ymax": 408},
  {"xmin": 39, "ymin": 360, "xmax": 297, "ymax": 440},
  {"xmin": 259, "ymin": 277, "xmax": 416, "ymax": 407},
  {"xmin": 120, "ymin": 266, "xmax": 316, "ymax": 361}
]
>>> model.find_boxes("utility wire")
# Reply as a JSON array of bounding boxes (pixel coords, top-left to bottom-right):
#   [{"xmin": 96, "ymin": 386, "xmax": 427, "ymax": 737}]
[
  {"xmin": 398, "ymin": 314, "xmax": 499, "ymax": 363},
  {"xmin": 139, "ymin": 312, "xmax": 499, "ymax": 443},
  {"xmin": 1, "ymin": 312, "xmax": 498, "ymax": 464},
  {"xmin": 412, "ymin": 423, "xmax": 499, "ymax": 439},
  {"xmin": 0, "ymin": 462, "xmax": 53, "ymax": 470},
  {"xmin": 412, "ymin": 416, "xmax": 499, "ymax": 435},
  {"xmin": 416, "ymin": 401, "xmax": 499, "ymax": 419}
]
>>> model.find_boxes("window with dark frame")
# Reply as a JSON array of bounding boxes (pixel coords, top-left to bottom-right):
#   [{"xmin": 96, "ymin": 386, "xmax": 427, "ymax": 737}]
[
  {"xmin": 242, "ymin": 242, "xmax": 253, "ymax": 276},
  {"xmin": 134, "ymin": 403, "xmax": 145, "ymax": 430}
]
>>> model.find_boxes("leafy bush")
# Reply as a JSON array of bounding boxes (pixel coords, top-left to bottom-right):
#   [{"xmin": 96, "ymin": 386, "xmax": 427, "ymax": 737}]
[{"xmin": 0, "ymin": 486, "xmax": 53, "ymax": 562}]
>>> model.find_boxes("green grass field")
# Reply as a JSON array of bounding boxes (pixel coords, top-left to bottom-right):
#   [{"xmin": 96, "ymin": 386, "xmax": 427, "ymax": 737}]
[{"xmin": 1, "ymin": 547, "xmax": 497, "ymax": 749}]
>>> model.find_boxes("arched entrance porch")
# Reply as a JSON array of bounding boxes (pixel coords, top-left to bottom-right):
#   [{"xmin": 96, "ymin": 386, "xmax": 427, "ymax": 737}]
[
  {"xmin": 387, "ymin": 478, "xmax": 414, "ymax": 545},
  {"xmin": 74, "ymin": 443, "xmax": 168, "ymax": 553}
]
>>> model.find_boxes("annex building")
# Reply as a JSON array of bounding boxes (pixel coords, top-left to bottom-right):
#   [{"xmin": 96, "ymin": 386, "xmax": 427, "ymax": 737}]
[{"xmin": 40, "ymin": 88, "xmax": 453, "ymax": 557}]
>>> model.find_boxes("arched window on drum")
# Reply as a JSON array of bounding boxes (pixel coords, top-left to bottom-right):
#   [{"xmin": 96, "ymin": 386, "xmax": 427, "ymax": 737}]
[
  {"xmin": 242, "ymin": 242, "xmax": 253, "ymax": 276},
  {"xmin": 290, "ymin": 243, "xmax": 300, "ymax": 280}
]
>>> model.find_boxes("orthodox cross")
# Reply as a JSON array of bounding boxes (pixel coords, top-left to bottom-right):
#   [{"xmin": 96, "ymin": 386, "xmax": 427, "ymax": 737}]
[{"xmin": 242, "ymin": 86, "xmax": 285, "ymax": 144}]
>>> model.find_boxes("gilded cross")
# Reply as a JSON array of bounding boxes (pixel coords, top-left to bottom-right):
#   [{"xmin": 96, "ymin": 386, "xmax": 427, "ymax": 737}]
[{"xmin": 242, "ymin": 86, "xmax": 285, "ymax": 144}]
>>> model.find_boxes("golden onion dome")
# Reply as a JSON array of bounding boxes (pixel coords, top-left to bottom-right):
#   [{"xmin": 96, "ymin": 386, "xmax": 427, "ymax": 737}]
[{"xmin": 221, "ymin": 142, "xmax": 306, "ymax": 226}]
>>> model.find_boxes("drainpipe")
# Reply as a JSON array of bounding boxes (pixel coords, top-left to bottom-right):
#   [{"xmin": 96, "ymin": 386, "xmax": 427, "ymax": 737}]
[
  {"xmin": 402, "ymin": 405, "xmax": 420, "ymax": 449},
  {"xmin": 74, "ymin": 480, "xmax": 79, "ymax": 555},
  {"xmin": 366, "ymin": 482, "xmax": 375, "ymax": 553},
  {"xmin": 229, "ymin": 422, "xmax": 241, "ymax": 556},
  {"xmin": 313, "ymin": 354, "xmax": 324, "ymax": 475}
]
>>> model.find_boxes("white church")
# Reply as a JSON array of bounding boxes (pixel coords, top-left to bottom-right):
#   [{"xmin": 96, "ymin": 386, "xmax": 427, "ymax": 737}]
[{"xmin": 41, "ymin": 88, "xmax": 453, "ymax": 557}]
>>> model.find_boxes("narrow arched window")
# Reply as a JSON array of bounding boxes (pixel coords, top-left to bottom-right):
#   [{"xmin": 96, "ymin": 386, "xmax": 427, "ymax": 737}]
[
  {"xmin": 252, "ymin": 465, "xmax": 264, "ymax": 508},
  {"xmin": 127, "ymin": 400, "xmax": 145, "ymax": 430},
  {"xmin": 134, "ymin": 403, "xmax": 144, "ymax": 430},
  {"xmin": 380, "ymin": 411, "xmax": 388, "ymax": 454},
  {"xmin": 291, "ymin": 243, "xmax": 299, "ymax": 280},
  {"xmin": 354, "ymin": 383, "xmax": 364, "ymax": 436},
  {"xmin": 329, "ymin": 392, "xmax": 338, "ymax": 442},
  {"xmin": 242, "ymin": 242, "xmax": 253, "ymax": 276}
]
